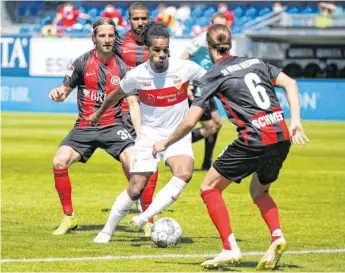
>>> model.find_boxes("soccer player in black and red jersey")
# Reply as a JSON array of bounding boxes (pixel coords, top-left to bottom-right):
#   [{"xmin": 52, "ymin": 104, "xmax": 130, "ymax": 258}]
[
  {"xmin": 153, "ymin": 25, "xmax": 309, "ymax": 269},
  {"xmin": 113, "ymin": 2, "xmax": 159, "ymax": 234},
  {"xmin": 49, "ymin": 18, "xmax": 137, "ymax": 236}
]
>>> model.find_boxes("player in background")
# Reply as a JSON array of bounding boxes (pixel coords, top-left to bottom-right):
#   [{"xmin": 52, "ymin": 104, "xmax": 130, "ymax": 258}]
[
  {"xmin": 49, "ymin": 18, "xmax": 137, "ymax": 235},
  {"xmin": 153, "ymin": 25, "xmax": 309, "ymax": 269},
  {"xmin": 180, "ymin": 12, "xmax": 227, "ymax": 170},
  {"xmin": 87, "ymin": 22, "xmax": 206, "ymax": 243},
  {"xmin": 113, "ymin": 2, "xmax": 159, "ymax": 234}
]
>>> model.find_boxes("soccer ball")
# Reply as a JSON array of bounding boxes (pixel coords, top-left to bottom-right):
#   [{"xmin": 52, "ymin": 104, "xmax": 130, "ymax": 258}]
[{"xmin": 151, "ymin": 218, "xmax": 182, "ymax": 248}]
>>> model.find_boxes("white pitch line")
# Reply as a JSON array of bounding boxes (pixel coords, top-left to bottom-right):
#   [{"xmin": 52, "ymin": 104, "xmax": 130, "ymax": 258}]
[{"xmin": 1, "ymin": 248, "xmax": 345, "ymax": 263}]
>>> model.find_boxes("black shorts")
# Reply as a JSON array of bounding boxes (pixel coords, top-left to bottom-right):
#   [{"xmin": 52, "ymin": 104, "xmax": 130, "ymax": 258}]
[
  {"xmin": 213, "ymin": 140, "xmax": 291, "ymax": 185},
  {"xmin": 122, "ymin": 112, "xmax": 136, "ymax": 138},
  {"xmin": 59, "ymin": 124, "xmax": 134, "ymax": 163}
]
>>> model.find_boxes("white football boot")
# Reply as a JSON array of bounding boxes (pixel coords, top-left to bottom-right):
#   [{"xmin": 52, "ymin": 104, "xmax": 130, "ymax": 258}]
[
  {"xmin": 93, "ymin": 231, "xmax": 113, "ymax": 244},
  {"xmin": 201, "ymin": 248, "xmax": 242, "ymax": 269},
  {"xmin": 256, "ymin": 236, "xmax": 287, "ymax": 270},
  {"xmin": 129, "ymin": 215, "xmax": 146, "ymax": 232}
]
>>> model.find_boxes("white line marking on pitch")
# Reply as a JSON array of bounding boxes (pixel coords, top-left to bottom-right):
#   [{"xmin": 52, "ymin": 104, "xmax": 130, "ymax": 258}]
[{"xmin": 1, "ymin": 248, "xmax": 344, "ymax": 263}]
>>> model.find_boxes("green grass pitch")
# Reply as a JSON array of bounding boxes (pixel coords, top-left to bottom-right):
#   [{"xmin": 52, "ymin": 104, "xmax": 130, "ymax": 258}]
[{"xmin": 1, "ymin": 112, "xmax": 345, "ymax": 272}]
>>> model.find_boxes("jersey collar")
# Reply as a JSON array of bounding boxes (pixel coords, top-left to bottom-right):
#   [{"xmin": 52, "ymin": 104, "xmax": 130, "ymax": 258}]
[{"xmin": 215, "ymin": 54, "xmax": 232, "ymax": 63}]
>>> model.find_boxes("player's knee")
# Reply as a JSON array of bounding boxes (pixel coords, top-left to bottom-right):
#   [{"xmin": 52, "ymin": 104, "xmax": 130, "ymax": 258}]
[
  {"xmin": 52, "ymin": 155, "xmax": 70, "ymax": 169},
  {"xmin": 174, "ymin": 170, "xmax": 193, "ymax": 183},
  {"xmin": 200, "ymin": 180, "xmax": 215, "ymax": 192},
  {"xmin": 127, "ymin": 177, "xmax": 146, "ymax": 200}
]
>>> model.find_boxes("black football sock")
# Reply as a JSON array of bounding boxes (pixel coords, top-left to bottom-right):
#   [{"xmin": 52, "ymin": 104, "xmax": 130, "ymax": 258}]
[
  {"xmin": 202, "ymin": 132, "xmax": 219, "ymax": 168},
  {"xmin": 192, "ymin": 128, "xmax": 204, "ymax": 143}
]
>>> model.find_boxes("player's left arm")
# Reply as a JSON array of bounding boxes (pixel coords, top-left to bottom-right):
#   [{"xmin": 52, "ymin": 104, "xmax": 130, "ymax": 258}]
[{"xmin": 127, "ymin": 95, "xmax": 141, "ymax": 136}]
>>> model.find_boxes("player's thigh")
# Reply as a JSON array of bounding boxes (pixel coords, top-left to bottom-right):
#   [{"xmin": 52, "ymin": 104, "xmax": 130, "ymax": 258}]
[
  {"xmin": 54, "ymin": 145, "xmax": 82, "ymax": 168},
  {"xmin": 99, "ymin": 125, "xmax": 135, "ymax": 162},
  {"xmin": 164, "ymin": 138, "xmax": 194, "ymax": 181},
  {"xmin": 200, "ymin": 167, "xmax": 233, "ymax": 192},
  {"xmin": 213, "ymin": 141, "xmax": 260, "ymax": 185},
  {"xmin": 130, "ymin": 137, "xmax": 159, "ymax": 174},
  {"xmin": 249, "ymin": 172, "xmax": 271, "ymax": 201},
  {"xmin": 256, "ymin": 140, "xmax": 291, "ymax": 185},
  {"xmin": 119, "ymin": 145, "xmax": 134, "ymax": 173},
  {"xmin": 57, "ymin": 128, "xmax": 97, "ymax": 164}
]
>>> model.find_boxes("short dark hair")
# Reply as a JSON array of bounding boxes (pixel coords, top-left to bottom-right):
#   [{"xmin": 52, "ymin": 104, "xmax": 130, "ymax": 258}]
[
  {"xmin": 140, "ymin": 21, "xmax": 170, "ymax": 47},
  {"xmin": 207, "ymin": 24, "xmax": 232, "ymax": 54},
  {"xmin": 128, "ymin": 2, "xmax": 148, "ymax": 17},
  {"xmin": 211, "ymin": 12, "xmax": 227, "ymax": 24}
]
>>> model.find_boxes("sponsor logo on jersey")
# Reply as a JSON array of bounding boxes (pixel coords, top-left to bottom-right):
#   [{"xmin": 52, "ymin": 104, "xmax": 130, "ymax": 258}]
[
  {"xmin": 194, "ymin": 86, "xmax": 203, "ymax": 97},
  {"xmin": 82, "ymin": 89, "xmax": 107, "ymax": 102},
  {"xmin": 145, "ymin": 94, "xmax": 156, "ymax": 104}
]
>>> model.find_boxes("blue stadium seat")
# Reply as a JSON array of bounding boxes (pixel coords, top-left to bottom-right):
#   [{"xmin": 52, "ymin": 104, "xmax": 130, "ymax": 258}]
[
  {"xmin": 204, "ymin": 7, "xmax": 216, "ymax": 18},
  {"xmin": 245, "ymin": 6, "xmax": 258, "ymax": 18},
  {"xmin": 88, "ymin": 7, "xmax": 98, "ymax": 18},
  {"xmin": 301, "ymin": 6, "xmax": 315, "ymax": 14},
  {"xmin": 17, "ymin": 4, "xmax": 27, "ymax": 17},
  {"xmin": 258, "ymin": 7, "xmax": 272, "ymax": 16},
  {"xmin": 191, "ymin": 7, "xmax": 203, "ymax": 18},
  {"xmin": 287, "ymin": 6, "xmax": 301, "ymax": 14},
  {"xmin": 29, "ymin": 3, "xmax": 41, "ymax": 17},
  {"xmin": 197, "ymin": 16, "xmax": 209, "ymax": 27},
  {"xmin": 233, "ymin": 6, "xmax": 244, "ymax": 18},
  {"xmin": 19, "ymin": 26, "xmax": 31, "ymax": 34}
]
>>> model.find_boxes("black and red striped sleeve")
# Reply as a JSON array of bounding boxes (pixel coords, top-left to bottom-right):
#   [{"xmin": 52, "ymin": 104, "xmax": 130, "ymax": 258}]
[
  {"xmin": 63, "ymin": 57, "xmax": 83, "ymax": 89},
  {"xmin": 192, "ymin": 69, "xmax": 223, "ymax": 110}
]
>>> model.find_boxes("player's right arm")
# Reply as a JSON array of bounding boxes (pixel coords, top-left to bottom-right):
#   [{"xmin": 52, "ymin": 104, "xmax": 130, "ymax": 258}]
[
  {"xmin": 127, "ymin": 95, "xmax": 141, "ymax": 136},
  {"xmin": 49, "ymin": 85, "xmax": 73, "ymax": 102},
  {"xmin": 274, "ymin": 71, "xmax": 309, "ymax": 145},
  {"xmin": 49, "ymin": 57, "xmax": 83, "ymax": 102}
]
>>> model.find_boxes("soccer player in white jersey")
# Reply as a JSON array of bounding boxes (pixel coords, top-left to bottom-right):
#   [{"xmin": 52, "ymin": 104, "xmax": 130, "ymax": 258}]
[{"xmin": 86, "ymin": 22, "xmax": 206, "ymax": 243}]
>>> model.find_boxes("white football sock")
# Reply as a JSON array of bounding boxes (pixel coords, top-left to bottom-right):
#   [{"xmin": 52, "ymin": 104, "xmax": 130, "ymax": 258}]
[
  {"xmin": 102, "ymin": 190, "xmax": 134, "ymax": 235},
  {"xmin": 140, "ymin": 176, "xmax": 187, "ymax": 221}
]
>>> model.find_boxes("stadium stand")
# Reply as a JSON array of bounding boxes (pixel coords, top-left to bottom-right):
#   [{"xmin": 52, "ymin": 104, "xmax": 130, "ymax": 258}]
[{"xmin": 2, "ymin": 1, "xmax": 345, "ymax": 78}]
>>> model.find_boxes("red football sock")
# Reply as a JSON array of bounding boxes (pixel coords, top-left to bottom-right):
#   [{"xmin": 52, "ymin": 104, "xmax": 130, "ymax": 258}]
[
  {"xmin": 54, "ymin": 168, "xmax": 73, "ymax": 215},
  {"xmin": 255, "ymin": 192, "xmax": 281, "ymax": 242},
  {"xmin": 201, "ymin": 189, "xmax": 232, "ymax": 250},
  {"xmin": 140, "ymin": 170, "xmax": 158, "ymax": 223}
]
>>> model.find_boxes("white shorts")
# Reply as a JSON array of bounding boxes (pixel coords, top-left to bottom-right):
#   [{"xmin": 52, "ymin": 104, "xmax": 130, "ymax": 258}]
[{"xmin": 130, "ymin": 129, "xmax": 194, "ymax": 174}]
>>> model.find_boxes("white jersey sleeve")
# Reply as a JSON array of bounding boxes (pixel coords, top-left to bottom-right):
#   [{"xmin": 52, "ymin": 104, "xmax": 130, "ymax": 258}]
[
  {"xmin": 120, "ymin": 70, "xmax": 137, "ymax": 94},
  {"xmin": 185, "ymin": 60, "xmax": 207, "ymax": 81}
]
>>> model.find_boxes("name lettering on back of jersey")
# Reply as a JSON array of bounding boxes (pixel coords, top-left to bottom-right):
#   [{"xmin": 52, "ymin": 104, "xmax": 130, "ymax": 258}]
[
  {"xmin": 221, "ymin": 59, "xmax": 260, "ymax": 76},
  {"xmin": 252, "ymin": 111, "xmax": 284, "ymax": 129}
]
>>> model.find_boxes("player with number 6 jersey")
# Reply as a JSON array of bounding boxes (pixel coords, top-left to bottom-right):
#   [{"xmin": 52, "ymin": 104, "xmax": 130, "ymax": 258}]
[{"xmin": 153, "ymin": 24, "xmax": 309, "ymax": 270}]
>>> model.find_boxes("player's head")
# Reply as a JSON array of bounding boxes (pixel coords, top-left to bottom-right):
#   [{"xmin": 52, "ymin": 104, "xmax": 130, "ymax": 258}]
[
  {"xmin": 92, "ymin": 18, "xmax": 118, "ymax": 54},
  {"xmin": 211, "ymin": 12, "xmax": 227, "ymax": 26},
  {"xmin": 206, "ymin": 24, "xmax": 232, "ymax": 63},
  {"xmin": 128, "ymin": 2, "xmax": 149, "ymax": 35},
  {"xmin": 141, "ymin": 21, "xmax": 170, "ymax": 72}
]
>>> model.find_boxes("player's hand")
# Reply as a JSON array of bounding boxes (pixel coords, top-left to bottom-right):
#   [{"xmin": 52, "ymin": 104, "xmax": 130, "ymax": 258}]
[
  {"xmin": 86, "ymin": 112, "xmax": 100, "ymax": 125},
  {"xmin": 289, "ymin": 120, "xmax": 310, "ymax": 145},
  {"xmin": 49, "ymin": 88, "xmax": 66, "ymax": 102},
  {"xmin": 152, "ymin": 141, "xmax": 167, "ymax": 158}
]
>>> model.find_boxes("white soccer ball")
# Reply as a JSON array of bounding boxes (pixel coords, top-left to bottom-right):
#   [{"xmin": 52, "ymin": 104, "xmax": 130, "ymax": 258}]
[{"xmin": 151, "ymin": 218, "xmax": 182, "ymax": 248}]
